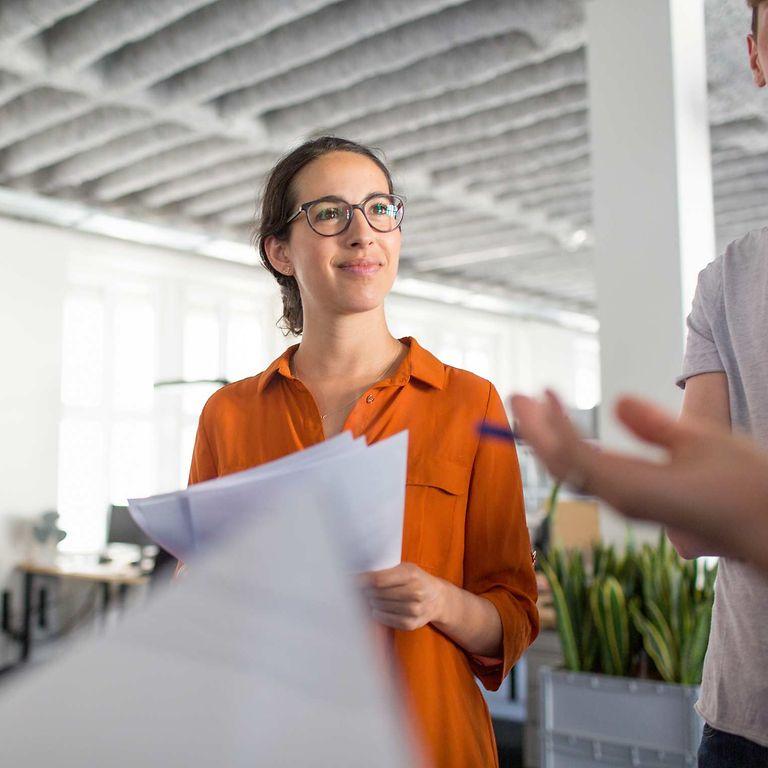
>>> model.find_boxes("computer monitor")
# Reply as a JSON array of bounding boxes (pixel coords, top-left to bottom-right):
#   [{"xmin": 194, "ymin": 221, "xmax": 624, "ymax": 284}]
[
  {"xmin": 107, "ymin": 505, "xmax": 155, "ymax": 548},
  {"xmin": 106, "ymin": 505, "xmax": 175, "ymax": 581}
]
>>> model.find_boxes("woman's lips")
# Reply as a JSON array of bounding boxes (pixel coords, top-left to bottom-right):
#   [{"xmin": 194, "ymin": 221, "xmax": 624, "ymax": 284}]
[{"xmin": 338, "ymin": 262, "xmax": 383, "ymax": 275}]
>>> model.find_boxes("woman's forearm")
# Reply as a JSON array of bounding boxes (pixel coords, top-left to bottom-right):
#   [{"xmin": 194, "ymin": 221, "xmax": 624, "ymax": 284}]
[{"xmin": 432, "ymin": 580, "xmax": 503, "ymax": 659}]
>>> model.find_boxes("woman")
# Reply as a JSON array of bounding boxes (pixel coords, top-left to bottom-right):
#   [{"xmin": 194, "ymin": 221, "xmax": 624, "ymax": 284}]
[{"xmin": 188, "ymin": 136, "xmax": 539, "ymax": 767}]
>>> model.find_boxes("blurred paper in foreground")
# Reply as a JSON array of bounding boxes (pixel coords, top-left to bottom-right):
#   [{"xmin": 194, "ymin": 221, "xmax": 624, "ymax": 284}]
[{"xmin": 0, "ymin": 498, "xmax": 414, "ymax": 766}]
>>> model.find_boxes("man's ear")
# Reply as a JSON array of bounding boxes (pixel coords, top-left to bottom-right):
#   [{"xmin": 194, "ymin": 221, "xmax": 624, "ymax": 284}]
[
  {"xmin": 263, "ymin": 235, "xmax": 294, "ymax": 276},
  {"xmin": 748, "ymin": 34, "xmax": 766, "ymax": 87}
]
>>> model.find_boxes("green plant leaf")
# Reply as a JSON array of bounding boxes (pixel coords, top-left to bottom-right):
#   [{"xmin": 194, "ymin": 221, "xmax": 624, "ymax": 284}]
[
  {"xmin": 681, "ymin": 604, "xmax": 712, "ymax": 685},
  {"xmin": 542, "ymin": 556, "xmax": 581, "ymax": 672},
  {"xmin": 602, "ymin": 576, "xmax": 630, "ymax": 676},
  {"xmin": 631, "ymin": 602, "xmax": 676, "ymax": 683}
]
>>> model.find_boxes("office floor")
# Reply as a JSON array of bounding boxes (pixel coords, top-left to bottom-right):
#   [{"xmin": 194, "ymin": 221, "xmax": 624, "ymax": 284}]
[{"xmin": 493, "ymin": 719, "xmax": 524, "ymax": 767}]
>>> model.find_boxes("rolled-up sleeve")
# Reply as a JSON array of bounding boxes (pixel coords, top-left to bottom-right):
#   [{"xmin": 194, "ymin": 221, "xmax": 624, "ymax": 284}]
[
  {"xmin": 677, "ymin": 259, "xmax": 725, "ymax": 389},
  {"xmin": 462, "ymin": 383, "xmax": 540, "ymax": 691}
]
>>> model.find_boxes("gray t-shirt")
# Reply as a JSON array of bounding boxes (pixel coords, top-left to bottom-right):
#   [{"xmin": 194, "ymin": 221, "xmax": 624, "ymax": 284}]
[{"xmin": 677, "ymin": 225, "xmax": 768, "ymax": 747}]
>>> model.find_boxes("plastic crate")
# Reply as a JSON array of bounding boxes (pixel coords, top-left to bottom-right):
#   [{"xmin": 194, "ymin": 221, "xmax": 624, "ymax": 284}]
[{"xmin": 540, "ymin": 667, "xmax": 703, "ymax": 767}]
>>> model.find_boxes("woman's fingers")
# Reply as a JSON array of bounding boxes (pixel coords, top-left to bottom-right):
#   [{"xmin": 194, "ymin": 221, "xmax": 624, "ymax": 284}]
[
  {"xmin": 365, "ymin": 584, "xmax": 425, "ymax": 601},
  {"xmin": 359, "ymin": 563, "xmax": 417, "ymax": 590},
  {"xmin": 368, "ymin": 598, "xmax": 428, "ymax": 617},
  {"xmin": 371, "ymin": 610, "xmax": 426, "ymax": 632}
]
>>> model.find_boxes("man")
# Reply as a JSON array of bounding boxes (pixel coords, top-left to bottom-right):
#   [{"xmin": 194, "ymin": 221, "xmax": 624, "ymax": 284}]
[
  {"xmin": 510, "ymin": 390, "xmax": 768, "ymax": 573},
  {"xmin": 661, "ymin": 1, "xmax": 768, "ymax": 763}
]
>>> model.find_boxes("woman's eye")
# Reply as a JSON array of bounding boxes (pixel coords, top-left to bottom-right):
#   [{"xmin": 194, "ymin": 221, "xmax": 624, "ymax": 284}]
[
  {"xmin": 316, "ymin": 207, "xmax": 342, "ymax": 221},
  {"xmin": 369, "ymin": 202, "xmax": 392, "ymax": 217}
]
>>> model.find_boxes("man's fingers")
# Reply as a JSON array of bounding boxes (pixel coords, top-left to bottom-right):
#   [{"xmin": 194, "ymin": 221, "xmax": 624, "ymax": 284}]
[
  {"xmin": 512, "ymin": 391, "xmax": 592, "ymax": 486},
  {"xmin": 614, "ymin": 396, "xmax": 681, "ymax": 449},
  {"xmin": 510, "ymin": 395, "xmax": 561, "ymax": 459},
  {"xmin": 544, "ymin": 389, "xmax": 583, "ymax": 442}
]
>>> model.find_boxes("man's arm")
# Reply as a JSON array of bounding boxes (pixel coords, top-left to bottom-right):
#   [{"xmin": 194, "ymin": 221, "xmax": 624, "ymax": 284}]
[{"xmin": 668, "ymin": 372, "xmax": 730, "ymax": 558}]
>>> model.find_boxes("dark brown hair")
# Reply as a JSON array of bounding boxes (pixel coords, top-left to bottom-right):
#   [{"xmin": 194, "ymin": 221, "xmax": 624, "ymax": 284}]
[
  {"xmin": 747, "ymin": 0, "xmax": 763, "ymax": 36},
  {"xmin": 254, "ymin": 136, "xmax": 396, "ymax": 337}
]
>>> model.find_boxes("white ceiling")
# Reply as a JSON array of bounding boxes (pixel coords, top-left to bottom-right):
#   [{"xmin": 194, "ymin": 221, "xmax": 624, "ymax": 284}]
[{"xmin": 0, "ymin": 0, "xmax": 765, "ymax": 316}]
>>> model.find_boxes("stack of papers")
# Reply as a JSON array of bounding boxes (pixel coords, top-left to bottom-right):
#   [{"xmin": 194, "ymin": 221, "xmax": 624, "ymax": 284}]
[
  {"xmin": 129, "ymin": 430, "xmax": 409, "ymax": 572},
  {"xmin": 0, "ymin": 431, "xmax": 415, "ymax": 766}
]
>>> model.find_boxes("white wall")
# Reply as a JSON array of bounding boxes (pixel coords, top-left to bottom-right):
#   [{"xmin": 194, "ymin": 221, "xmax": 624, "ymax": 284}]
[{"xmin": 0, "ymin": 219, "xmax": 67, "ymax": 583}]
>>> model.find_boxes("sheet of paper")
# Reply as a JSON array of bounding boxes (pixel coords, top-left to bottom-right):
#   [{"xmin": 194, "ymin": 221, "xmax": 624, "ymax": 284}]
[
  {"xmin": 129, "ymin": 431, "xmax": 408, "ymax": 572},
  {"xmin": 128, "ymin": 432, "xmax": 364, "ymax": 561},
  {"xmin": 190, "ymin": 430, "xmax": 408, "ymax": 572},
  {"xmin": 0, "ymin": 497, "xmax": 415, "ymax": 767},
  {"xmin": 191, "ymin": 431, "xmax": 363, "ymax": 493}
]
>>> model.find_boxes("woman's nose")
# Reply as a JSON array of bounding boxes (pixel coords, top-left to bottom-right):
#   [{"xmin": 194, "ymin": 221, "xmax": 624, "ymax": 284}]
[{"xmin": 344, "ymin": 207, "xmax": 375, "ymax": 246}]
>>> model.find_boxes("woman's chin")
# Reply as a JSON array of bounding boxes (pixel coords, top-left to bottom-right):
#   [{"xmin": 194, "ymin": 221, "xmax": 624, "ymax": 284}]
[
  {"xmin": 330, "ymin": 288, "xmax": 390, "ymax": 316},
  {"xmin": 332, "ymin": 277, "xmax": 396, "ymax": 314}
]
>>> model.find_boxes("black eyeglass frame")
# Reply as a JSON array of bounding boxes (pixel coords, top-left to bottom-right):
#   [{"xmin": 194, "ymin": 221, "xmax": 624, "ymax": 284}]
[{"xmin": 285, "ymin": 193, "xmax": 406, "ymax": 237}]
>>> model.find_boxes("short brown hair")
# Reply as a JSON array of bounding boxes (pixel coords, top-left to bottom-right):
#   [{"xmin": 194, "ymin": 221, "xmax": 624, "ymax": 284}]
[
  {"xmin": 254, "ymin": 136, "xmax": 395, "ymax": 336},
  {"xmin": 747, "ymin": 0, "xmax": 763, "ymax": 36}
]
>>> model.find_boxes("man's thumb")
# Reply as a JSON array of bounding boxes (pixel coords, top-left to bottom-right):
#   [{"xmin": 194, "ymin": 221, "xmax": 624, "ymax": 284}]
[{"xmin": 614, "ymin": 396, "xmax": 681, "ymax": 449}]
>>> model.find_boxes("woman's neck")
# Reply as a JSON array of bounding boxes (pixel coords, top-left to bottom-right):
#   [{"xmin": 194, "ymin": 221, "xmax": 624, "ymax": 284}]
[{"xmin": 292, "ymin": 307, "xmax": 402, "ymax": 381}]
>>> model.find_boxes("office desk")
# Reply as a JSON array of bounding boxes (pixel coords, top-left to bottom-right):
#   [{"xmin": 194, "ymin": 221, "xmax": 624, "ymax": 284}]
[{"xmin": 15, "ymin": 558, "xmax": 149, "ymax": 663}]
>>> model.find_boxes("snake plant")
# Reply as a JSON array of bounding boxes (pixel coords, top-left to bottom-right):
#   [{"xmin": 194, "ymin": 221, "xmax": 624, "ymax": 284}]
[{"xmin": 541, "ymin": 532, "xmax": 716, "ymax": 684}]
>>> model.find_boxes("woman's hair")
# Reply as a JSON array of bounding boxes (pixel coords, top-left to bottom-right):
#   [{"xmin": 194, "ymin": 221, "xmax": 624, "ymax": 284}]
[
  {"xmin": 254, "ymin": 136, "xmax": 396, "ymax": 337},
  {"xmin": 747, "ymin": 0, "xmax": 763, "ymax": 36}
]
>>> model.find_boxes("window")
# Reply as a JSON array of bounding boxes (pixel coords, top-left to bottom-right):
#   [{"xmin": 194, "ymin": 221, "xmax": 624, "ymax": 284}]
[{"xmin": 58, "ymin": 254, "xmax": 279, "ymax": 552}]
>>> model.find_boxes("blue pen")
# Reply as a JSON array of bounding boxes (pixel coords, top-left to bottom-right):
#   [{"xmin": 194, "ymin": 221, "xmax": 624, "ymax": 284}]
[{"xmin": 477, "ymin": 422, "xmax": 519, "ymax": 442}]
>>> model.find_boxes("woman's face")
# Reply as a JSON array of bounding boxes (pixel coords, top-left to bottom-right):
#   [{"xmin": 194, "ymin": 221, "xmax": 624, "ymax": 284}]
[{"xmin": 268, "ymin": 151, "xmax": 401, "ymax": 321}]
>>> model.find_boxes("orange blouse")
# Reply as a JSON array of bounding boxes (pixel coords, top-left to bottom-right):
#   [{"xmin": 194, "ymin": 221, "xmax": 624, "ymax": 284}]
[{"xmin": 189, "ymin": 337, "xmax": 539, "ymax": 768}]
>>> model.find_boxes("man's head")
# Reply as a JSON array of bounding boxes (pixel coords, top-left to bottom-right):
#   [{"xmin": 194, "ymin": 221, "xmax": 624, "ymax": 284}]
[{"xmin": 747, "ymin": 0, "xmax": 767, "ymax": 87}]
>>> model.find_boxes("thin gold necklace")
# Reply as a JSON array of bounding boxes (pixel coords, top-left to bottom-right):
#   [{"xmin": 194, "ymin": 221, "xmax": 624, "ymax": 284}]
[{"xmin": 293, "ymin": 344, "xmax": 403, "ymax": 422}]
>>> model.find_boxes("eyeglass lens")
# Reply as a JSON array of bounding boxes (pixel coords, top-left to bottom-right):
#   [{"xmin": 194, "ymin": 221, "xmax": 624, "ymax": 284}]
[{"xmin": 306, "ymin": 195, "xmax": 403, "ymax": 235}]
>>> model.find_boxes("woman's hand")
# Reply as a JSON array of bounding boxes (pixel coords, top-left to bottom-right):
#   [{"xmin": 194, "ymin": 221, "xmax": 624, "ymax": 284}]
[{"xmin": 360, "ymin": 563, "xmax": 447, "ymax": 631}]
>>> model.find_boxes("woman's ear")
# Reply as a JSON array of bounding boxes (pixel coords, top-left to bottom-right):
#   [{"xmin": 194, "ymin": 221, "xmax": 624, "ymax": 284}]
[
  {"xmin": 264, "ymin": 235, "xmax": 294, "ymax": 276},
  {"xmin": 748, "ymin": 34, "xmax": 766, "ymax": 87}
]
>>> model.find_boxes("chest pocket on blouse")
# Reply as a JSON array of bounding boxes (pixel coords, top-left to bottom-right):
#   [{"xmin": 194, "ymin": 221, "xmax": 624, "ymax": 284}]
[{"xmin": 403, "ymin": 458, "xmax": 472, "ymax": 573}]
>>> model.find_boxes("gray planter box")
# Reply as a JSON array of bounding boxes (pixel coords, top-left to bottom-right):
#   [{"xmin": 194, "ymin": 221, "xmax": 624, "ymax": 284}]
[{"xmin": 540, "ymin": 667, "xmax": 703, "ymax": 767}]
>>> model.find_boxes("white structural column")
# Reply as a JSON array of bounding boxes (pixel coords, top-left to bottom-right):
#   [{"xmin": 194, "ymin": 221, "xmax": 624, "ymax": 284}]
[{"xmin": 586, "ymin": 0, "xmax": 715, "ymax": 543}]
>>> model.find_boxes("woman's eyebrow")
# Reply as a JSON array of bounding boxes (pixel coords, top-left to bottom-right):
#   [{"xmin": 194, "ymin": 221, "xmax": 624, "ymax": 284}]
[
  {"xmin": 309, "ymin": 194, "xmax": 347, "ymax": 203},
  {"xmin": 309, "ymin": 191, "xmax": 390, "ymax": 203}
]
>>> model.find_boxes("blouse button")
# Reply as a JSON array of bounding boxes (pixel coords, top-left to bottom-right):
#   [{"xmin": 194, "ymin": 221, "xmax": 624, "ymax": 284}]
[{"xmin": 365, "ymin": 394, "xmax": 375, "ymax": 404}]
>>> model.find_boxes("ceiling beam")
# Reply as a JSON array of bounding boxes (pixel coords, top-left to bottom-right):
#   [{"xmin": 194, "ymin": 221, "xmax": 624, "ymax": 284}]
[
  {"xmin": 0, "ymin": 0, "xmax": 96, "ymax": 48},
  {"xmin": 44, "ymin": 0, "xmax": 218, "ymax": 71}
]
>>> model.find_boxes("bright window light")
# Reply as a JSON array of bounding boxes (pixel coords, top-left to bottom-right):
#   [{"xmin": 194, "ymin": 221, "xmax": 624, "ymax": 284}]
[
  {"xmin": 61, "ymin": 294, "xmax": 104, "ymax": 409},
  {"xmin": 57, "ymin": 418, "xmax": 106, "ymax": 552},
  {"xmin": 226, "ymin": 313, "xmax": 264, "ymax": 382},
  {"xmin": 113, "ymin": 298, "xmax": 156, "ymax": 413}
]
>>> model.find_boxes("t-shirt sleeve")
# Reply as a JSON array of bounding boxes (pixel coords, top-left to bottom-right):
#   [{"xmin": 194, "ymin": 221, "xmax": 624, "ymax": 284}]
[
  {"xmin": 677, "ymin": 259, "xmax": 725, "ymax": 389},
  {"xmin": 462, "ymin": 382, "xmax": 540, "ymax": 691}
]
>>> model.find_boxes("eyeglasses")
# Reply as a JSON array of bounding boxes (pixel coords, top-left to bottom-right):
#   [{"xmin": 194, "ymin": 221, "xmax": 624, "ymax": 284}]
[{"xmin": 286, "ymin": 193, "xmax": 405, "ymax": 237}]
